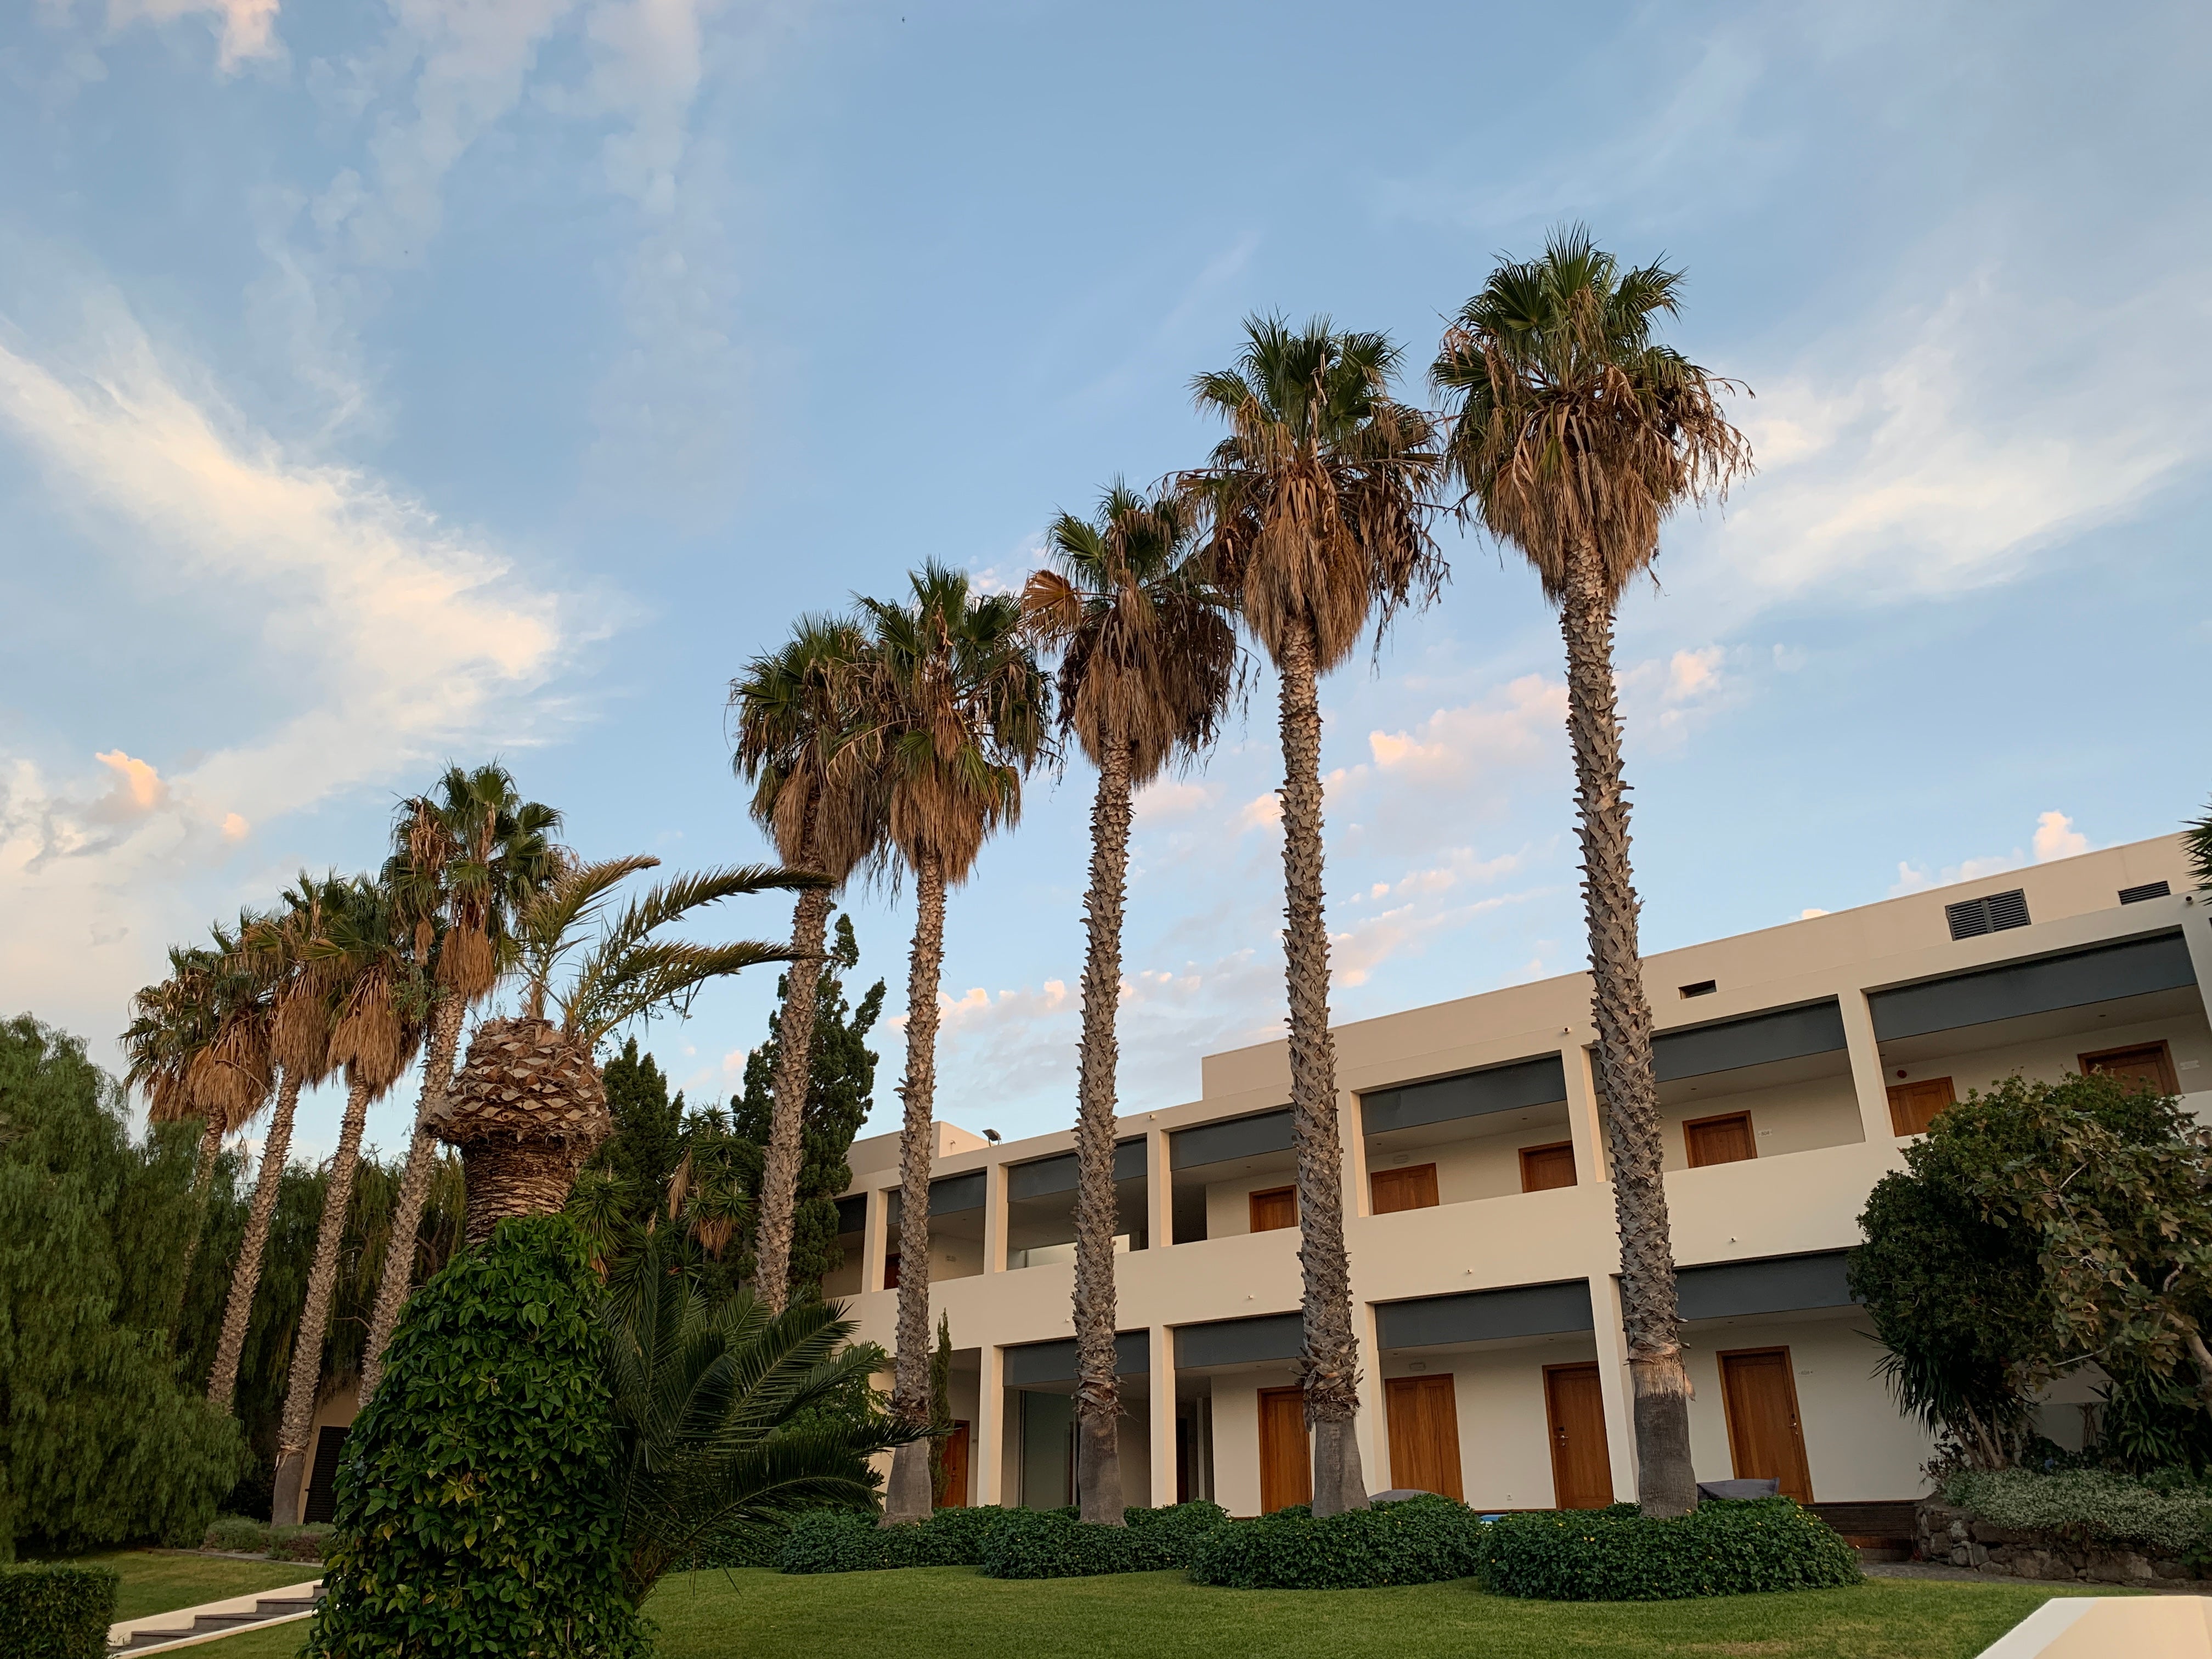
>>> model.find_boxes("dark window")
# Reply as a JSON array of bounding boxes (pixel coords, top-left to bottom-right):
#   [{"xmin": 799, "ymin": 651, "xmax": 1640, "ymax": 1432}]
[
  {"xmin": 2120, "ymin": 881, "xmax": 2172, "ymax": 905},
  {"xmin": 1945, "ymin": 889, "xmax": 2030, "ymax": 940},
  {"xmin": 1679, "ymin": 980, "xmax": 1718, "ymax": 998}
]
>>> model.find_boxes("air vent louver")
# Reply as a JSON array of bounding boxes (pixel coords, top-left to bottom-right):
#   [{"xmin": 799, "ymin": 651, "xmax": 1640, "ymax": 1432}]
[
  {"xmin": 1946, "ymin": 889, "xmax": 2030, "ymax": 941},
  {"xmin": 2119, "ymin": 881, "xmax": 2172, "ymax": 905}
]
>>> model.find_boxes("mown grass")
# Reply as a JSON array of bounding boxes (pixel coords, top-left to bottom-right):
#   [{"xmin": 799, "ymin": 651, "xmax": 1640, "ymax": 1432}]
[
  {"xmin": 195, "ymin": 1564, "xmax": 2104, "ymax": 1658},
  {"xmin": 49, "ymin": 1548, "xmax": 319, "ymax": 1624}
]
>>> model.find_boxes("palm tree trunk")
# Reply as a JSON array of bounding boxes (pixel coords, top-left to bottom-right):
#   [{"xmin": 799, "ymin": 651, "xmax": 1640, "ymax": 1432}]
[
  {"xmin": 1277, "ymin": 624, "xmax": 1367, "ymax": 1518},
  {"xmin": 883, "ymin": 847, "xmax": 945, "ymax": 1525},
  {"xmin": 357, "ymin": 995, "xmax": 466, "ymax": 1408},
  {"xmin": 1560, "ymin": 537, "xmax": 1695, "ymax": 1519},
  {"xmin": 168, "ymin": 1114, "xmax": 228, "ymax": 1335},
  {"xmin": 269, "ymin": 1075, "xmax": 372, "ymax": 1526},
  {"xmin": 207, "ymin": 1071, "xmax": 301, "ymax": 1412},
  {"xmin": 754, "ymin": 850, "xmax": 835, "ymax": 1316},
  {"xmin": 1072, "ymin": 736, "xmax": 1132, "ymax": 1526}
]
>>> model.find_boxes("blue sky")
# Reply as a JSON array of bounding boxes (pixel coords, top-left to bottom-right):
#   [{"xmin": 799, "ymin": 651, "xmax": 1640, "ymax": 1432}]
[{"xmin": 3, "ymin": 0, "xmax": 2208, "ymax": 1163}]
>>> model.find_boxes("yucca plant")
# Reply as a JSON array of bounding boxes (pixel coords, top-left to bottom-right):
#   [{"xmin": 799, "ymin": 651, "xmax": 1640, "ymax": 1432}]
[{"xmin": 430, "ymin": 856, "xmax": 815, "ymax": 1245}]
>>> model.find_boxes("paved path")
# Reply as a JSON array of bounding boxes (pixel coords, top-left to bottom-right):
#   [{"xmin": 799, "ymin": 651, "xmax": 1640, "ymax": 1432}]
[{"xmin": 107, "ymin": 1579, "xmax": 323, "ymax": 1654}]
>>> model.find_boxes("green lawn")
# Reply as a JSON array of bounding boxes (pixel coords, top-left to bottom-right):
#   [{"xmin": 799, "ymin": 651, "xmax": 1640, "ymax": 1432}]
[
  {"xmin": 189, "ymin": 1566, "xmax": 2105, "ymax": 1659},
  {"xmin": 55, "ymin": 1549, "xmax": 319, "ymax": 1624}
]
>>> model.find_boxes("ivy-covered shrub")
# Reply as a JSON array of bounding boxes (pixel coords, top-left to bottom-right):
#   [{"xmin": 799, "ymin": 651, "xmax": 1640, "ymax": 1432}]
[
  {"xmin": 1187, "ymin": 1496, "xmax": 1487, "ymax": 1590},
  {"xmin": 1481, "ymin": 1498, "xmax": 1860, "ymax": 1600},
  {"xmin": 777, "ymin": 1505, "xmax": 1012, "ymax": 1573},
  {"xmin": 0, "ymin": 1565, "xmax": 118, "ymax": 1659},
  {"xmin": 303, "ymin": 1218, "xmax": 648, "ymax": 1658},
  {"xmin": 1944, "ymin": 1468, "xmax": 2212, "ymax": 1556},
  {"xmin": 979, "ymin": 1502, "xmax": 1231, "ymax": 1579}
]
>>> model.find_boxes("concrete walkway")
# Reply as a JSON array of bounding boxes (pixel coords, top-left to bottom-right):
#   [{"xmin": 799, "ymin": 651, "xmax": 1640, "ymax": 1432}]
[{"xmin": 106, "ymin": 1579, "xmax": 323, "ymax": 1655}]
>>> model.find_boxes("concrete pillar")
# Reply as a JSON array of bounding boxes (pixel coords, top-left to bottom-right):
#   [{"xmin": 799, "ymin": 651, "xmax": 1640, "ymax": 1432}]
[
  {"xmin": 1837, "ymin": 986, "xmax": 1900, "ymax": 1150},
  {"xmin": 1341, "ymin": 1087, "xmax": 1370, "ymax": 1218},
  {"xmin": 974, "ymin": 1344, "xmax": 1006, "ymax": 1506},
  {"xmin": 1559, "ymin": 1037, "xmax": 1607, "ymax": 1183},
  {"xmin": 982, "ymin": 1160, "xmax": 1008, "ymax": 1273},
  {"xmin": 1149, "ymin": 1324, "xmax": 1175, "ymax": 1508},
  {"xmin": 1146, "ymin": 1123, "xmax": 1171, "ymax": 1248},
  {"xmin": 1352, "ymin": 1299, "xmax": 1386, "ymax": 1495},
  {"xmin": 2182, "ymin": 893, "xmax": 2212, "ymax": 1034},
  {"xmin": 861, "ymin": 1185, "xmax": 888, "ymax": 1294},
  {"xmin": 1588, "ymin": 1268, "xmax": 1640, "ymax": 1504}
]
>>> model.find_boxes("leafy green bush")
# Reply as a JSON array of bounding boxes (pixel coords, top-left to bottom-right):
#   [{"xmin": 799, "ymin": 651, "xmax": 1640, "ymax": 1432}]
[
  {"xmin": 0, "ymin": 1565, "xmax": 118, "ymax": 1659},
  {"xmin": 979, "ymin": 1502, "xmax": 1231, "ymax": 1579},
  {"xmin": 777, "ymin": 1505, "xmax": 1008, "ymax": 1572},
  {"xmin": 1187, "ymin": 1496, "xmax": 1486, "ymax": 1590},
  {"xmin": 202, "ymin": 1515, "xmax": 273, "ymax": 1554},
  {"xmin": 1481, "ymin": 1498, "xmax": 1860, "ymax": 1600},
  {"xmin": 268, "ymin": 1524, "xmax": 331, "ymax": 1563},
  {"xmin": 303, "ymin": 1218, "xmax": 647, "ymax": 1658},
  {"xmin": 1944, "ymin": 1468, "xmax": 2212, "ymax": 1555}
]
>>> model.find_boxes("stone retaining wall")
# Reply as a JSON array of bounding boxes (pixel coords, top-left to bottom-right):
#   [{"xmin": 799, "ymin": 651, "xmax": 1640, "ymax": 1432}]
[{"xmin": 1916, "ymin": 1502, "xmax": 2205, "ymax": 1583}]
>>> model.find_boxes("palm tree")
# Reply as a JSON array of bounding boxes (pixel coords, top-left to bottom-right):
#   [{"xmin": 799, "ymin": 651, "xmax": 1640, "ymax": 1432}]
[
  {"xmin": 844, "ymin": 564, "xmax": 1049, "ymax": 1524},
  {"xmin": 600, "ymin": 1228, "xmax": 913, "ymax": 1602},
  {"xmin": 731, "ymin": 619, "xmax": 881, "ymax": 1314},
  {"xmin": 357, "ymin": 765, "xmax": 565, "ymax": 1406},
  {"xmin": 1022, "ymin": 484, "xmax": 1238, "ymax": 1523},
  {"xmin": 430, "ymin": 856, "xmax": 812, "ymax": 1244},
  {"xmin": 271, "ymin": 874, "xmax": 428, "ymax": 1525},
  {"xmin": 1430, "ymin": 224, "xmax": 1751, "ymax": 1517},
  {"xmin": 205, "ymin": 873, "xmax": 349, "ymax": 1412},
  {"xmin": 1186, "ymin": 316, "xmax": 1442, "ymax": 1517}
]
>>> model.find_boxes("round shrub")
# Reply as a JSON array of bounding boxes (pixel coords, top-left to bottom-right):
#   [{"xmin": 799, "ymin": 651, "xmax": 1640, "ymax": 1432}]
[
  {"xmin": 303, "ymin": 1218, "xmax": 647, "ymax": 1658},
  {"xmin": 202, "ymin": 1515, "xmax": 273, "ymax": 1554},
  {"xmin": 980, "ymin": 1502, "xmax": 1230, "ymax": 1579},
  {"xmin": 1481, "ymin": 1498, "xmax": 1861, "ymax": 1601},
  {"xmin": 1188, "ymin": 1495, "xmax": 1487, "ymax": 1589}
]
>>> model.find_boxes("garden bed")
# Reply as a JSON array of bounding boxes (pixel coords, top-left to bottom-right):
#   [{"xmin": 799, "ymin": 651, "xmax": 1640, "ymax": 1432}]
[{"xmin": 1920, "ymin": 1468, "xmax": 2212, "ymax": 1584}]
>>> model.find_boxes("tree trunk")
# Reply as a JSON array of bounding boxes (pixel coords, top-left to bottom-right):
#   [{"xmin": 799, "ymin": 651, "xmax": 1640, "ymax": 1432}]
[
  {"xmin": 1277, "ymin": 625, "xmax": 1367, "ymax": 1518},
  {"xmin": 207, "ymin": 1071, "xmax": 301, "ymax": 1412},
  {"xmin": 269, "ymin": 1075, "xmax": 373, "ymax": 1526},
  {"xmin": 357, "ymin": 995, "xmax": 467, "ymax": 1409},
  {"xmin": 883, "ymin": 847, "xmax": 946, "ymax": 1526},
  {"xmin": 168, "ymin": 1114, "xmax": 228, "ymax": 1335},
  {"xmin": 1559, "ymin": 537, "xmax": 1696, "ymax": 1519},
  {"xmin": 1073, "ymin": 737, "xmax": 1132, "ymax": 1525},
  {"xmin": 754, "ymin": 851, "xmax": 835, "ymax": 1316}
]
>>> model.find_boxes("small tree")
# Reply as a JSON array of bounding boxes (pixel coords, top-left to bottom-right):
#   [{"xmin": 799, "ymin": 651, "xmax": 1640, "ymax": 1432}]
[{"xmin": 929, "ymin": 1313, "xmax": 955, "ymax": 1508}]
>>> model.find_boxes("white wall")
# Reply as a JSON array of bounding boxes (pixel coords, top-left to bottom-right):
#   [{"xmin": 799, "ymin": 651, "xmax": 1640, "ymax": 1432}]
[{"xmin": 1655, "ymin": 1075, "xmax": 1865, "ymax": 1170}]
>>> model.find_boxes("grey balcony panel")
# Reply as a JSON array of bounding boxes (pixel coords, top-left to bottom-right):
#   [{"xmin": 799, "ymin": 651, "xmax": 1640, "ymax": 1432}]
[
  {"xmin": 834, "ymin": 1194, "xmax": 866, "ymax": 1235},
  {"xmin": 1170, "ymin": 1108, "xmax": 1294, "ymax": 1170},
  {"xmin": 1652, "ymin": 1000, "xmax": 1848, "ymax": 1083},
  {"xmin": 1675, "ymin": 1251, "xmax": 1855, "ymax": 1321},
  {"xmin": 1004, "ymin": 1330, "xmax": 1150, "ymax": 1386},
  {"xmin": 1868, "ymin": 932, "xmax": 2197, "ymax": 1042},
  {"xmin": 1375, "ymin": 1279, "xmax": 1595, "ymax": 1350},
  {"xmin": 1173, "ymin": 1312, "xmax": 1304, "ymax": 1369},
  {"xmin": 1361, "ymin": 1054, "xmax": 1570, "ymax": 1135},
  {"xmin": 1008, "ymin": 1139, "xmax": 1149, "ymax": 1201},
  {"xmin": 886, "ymin": 1170, "xmax": 989, "ymax": 1224}
]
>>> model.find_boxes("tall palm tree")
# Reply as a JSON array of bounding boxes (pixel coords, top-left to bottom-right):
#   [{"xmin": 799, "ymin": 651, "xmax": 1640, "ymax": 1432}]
[
  {"xmin": 206, "ymin": 873, "xmax": 349, "ymax": 1412},
  {"xmin": 844, "ymin": 564, "xmax": 1049, "ymax": 1524},
  {"xmin": 431, "ymin": 856, "xmax": 812, "ymax": 1244},
  {"xmin": 731, "ymin": 618, "xmax": 881, "ymax": 1314},
  {"xmin": 1430, "ymin": 225, "xmax": 1750, "ymax": 1517},
  {"xmin": 357, "ymin": 765, "xmax": 565, "ymax": 1406},
  {"xmin": 270, "ymin": 874, "xmax": 427, "ymax": 1526},
  {"xmin": 1023, "ymin": 484, "xmax": 1238, "ymax": 1524},
  {"xmin": 1186, "ymin": 316, "xmax": 1442, "ymax": 1517}
]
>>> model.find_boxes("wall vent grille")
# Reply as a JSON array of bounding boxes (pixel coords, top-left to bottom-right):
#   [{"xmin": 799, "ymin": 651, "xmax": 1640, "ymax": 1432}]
[
  {"xmin": 1946, "ymin": 889, "xmax": 2031, "ymax": 941},
  {"xmin": 1679, "ymin": 980, "xmax": 1718, "ymax": 998},
  {"xmin": 2119, "ymin": 881, "xmax": 2172, "ymax": 905}
]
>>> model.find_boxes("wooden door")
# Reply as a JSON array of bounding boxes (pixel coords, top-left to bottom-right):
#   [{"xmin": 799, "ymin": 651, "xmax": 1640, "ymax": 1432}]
[
  {"xmin": 1520, "ymin": 1141, "xmax": 1577, "ymax": 1192},
  {"xmin": 1719, "ymin": 1347, "xmax": 1813, "ymax": 1503},
  {"xmin": 1384, "ymin": 1375, "xmax": 1463, "ymax": 1501},
  {"xmin": 1886, "ymin": 1076, "xmax": 1955, "ymax": 1137},
  {"xmin": 1543, "ymin": 1363, "xmax": 1614, "ymax": 1510},
  {"xmin": 2080, "ymin": 1042, "xmax": 2180, "ymax": 1097},
  {"xmin": 1684, "ymin": 1111, "xmax": 1756, "ymax": 1167},
  {"xmin": 1257, "ymin": 1386, "xmax": 1311, "ymax": 1512},
  {"xmin": 1249, "ymin": 1186, "xmax": 1298, "ymax": 1232},
  {"xmin": 935, "ymin": 1420, "xmax": 970, "ymax": 1509},
  {"xmin": 1370, "ymin": 1163, "xmax": 1440, "ymax": 1214}
]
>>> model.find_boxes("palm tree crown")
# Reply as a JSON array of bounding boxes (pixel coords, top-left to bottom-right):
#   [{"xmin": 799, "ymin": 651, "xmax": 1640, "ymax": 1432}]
[{"xmin": 731, "ymin": 617, "xmax": 879, "ymax": 883}]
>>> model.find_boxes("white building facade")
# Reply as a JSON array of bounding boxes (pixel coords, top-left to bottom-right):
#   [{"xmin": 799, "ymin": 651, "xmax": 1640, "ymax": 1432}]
[{"xmin": 822, "ymin": 836, "xmax": 2212, "ymax": 1520}]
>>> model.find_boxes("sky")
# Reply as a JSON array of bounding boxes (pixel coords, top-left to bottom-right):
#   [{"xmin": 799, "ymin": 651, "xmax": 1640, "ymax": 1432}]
[{"xmin": 3, "ymin": 0, "xmax": 2208, "ymax": 1166}]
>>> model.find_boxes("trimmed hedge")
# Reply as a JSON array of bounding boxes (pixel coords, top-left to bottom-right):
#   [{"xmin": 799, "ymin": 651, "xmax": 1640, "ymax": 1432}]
[
  {"xmin": 1481, "ymin": 1498, "xmax": 1861, "ymax": 1601},
  {"xmin": 980, "ymin": 1503, "xmax": 1230, "ymax": 1579},
  {"xmin": 0, "ymin": 1565, "xmax": 119, "ymax": 1659},
  {"xmin": 200, "ymin": 1516, "xmax": 331, "ymax": 1561},
  {"xmin": 1187, "ymin": 1496, "xmax": 1487, "ymax": 1590},
  {"xmin": 778, "ymin": 1505, "xmax": 1013, "ymax": 1572}
]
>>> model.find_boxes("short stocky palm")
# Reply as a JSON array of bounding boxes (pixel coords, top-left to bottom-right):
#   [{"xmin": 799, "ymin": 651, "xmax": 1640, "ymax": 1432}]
[
  {"xmin": 358, "ymin": 765, "xmax": 564, "ymax": 1404},
  {"xmin": 731, "ymin": 618, "xmax": 880, "ymax": 1313},
  {"xmin": 847, "ymin": 565, "xmax": 1048, "ymax": 1524},
  {"xmin": 1024, "ymin": 485, "xmax": 1236, "ymax": 1523},
  {"xmin": 1431, "ymin": 225, "xmax": 1750, "ymax": 1517},
  {"xmin": 1187, "ymin": 317, "xmax": 1441, "ymax": 1517}
]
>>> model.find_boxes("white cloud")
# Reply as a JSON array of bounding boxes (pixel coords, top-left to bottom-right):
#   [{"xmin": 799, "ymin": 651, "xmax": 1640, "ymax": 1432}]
[
  {"xmin": 1235, "ymin": 792, "xmax": 1282, "ymax": 833},
  {"xmin": 1797, "ymin": 907, "xmax": 1831, "ymax": 920},
  {"xmin": 2032, "ymin": 810, "xmax": 2089, "ymax": 863},
  {"xmin": 104, "ymin": 0, "xmax": 283, "ymax": 70},
  {"xmin": 1134, "ymin": 778, "xmax": 1218, "ymax": 825},
  {"xmin": 1367, "ymin": 674, "xmax": 1567, "ymax": 784},
  {"xmin": 1889, "ymin": 809, "xmax": 2093, "ymax": 899}
]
